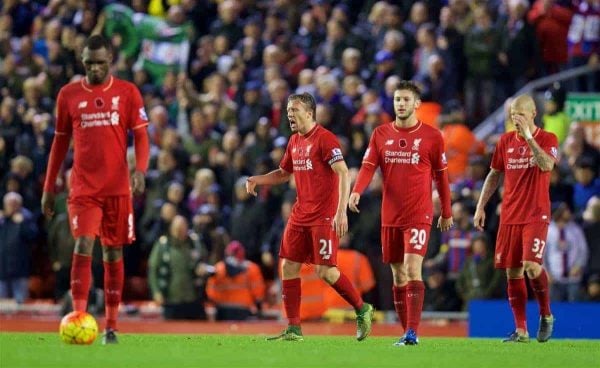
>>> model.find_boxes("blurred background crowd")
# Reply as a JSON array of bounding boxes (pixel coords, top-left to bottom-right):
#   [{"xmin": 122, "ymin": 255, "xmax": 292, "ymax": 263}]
[{"xmin": 0, "ymin": 0, "xmax": 599, "ymax": 321}]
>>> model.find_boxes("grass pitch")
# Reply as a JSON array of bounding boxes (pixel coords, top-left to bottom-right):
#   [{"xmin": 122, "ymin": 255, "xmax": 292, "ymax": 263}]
[{"xmin": 1, "ymin": 333, "xmax": 598, "ymax": 368}]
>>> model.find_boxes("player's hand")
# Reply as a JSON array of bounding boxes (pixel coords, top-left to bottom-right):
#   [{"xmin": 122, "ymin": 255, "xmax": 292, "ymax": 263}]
[
  {"xmin": 437, "ymin": 216, "xmax": 453, "ymax": 231},
  {"xmin": 246, "ymin": 177, "xmax": 258, "ymax": 196},
  {"xmin": 348, "ymin": 192, "xmax": 361, "ymax": 213},
  {"xmin": 474, "ymin": 207, "xmax": 486, "ymax": 231},
  {"xmin": 333, "ymin": 210, "xmax": 348, "ymax": 238},
  {"xmin": 512, "ymin": 115, "xmax": 531, "ymax": 139},
  {"xmin": 41, "ymin": 191, "xmax": 56, "ymax": 219},
  {"xmin": 131, "ymin": 171, "xmax": 146, "ymax": 196}
]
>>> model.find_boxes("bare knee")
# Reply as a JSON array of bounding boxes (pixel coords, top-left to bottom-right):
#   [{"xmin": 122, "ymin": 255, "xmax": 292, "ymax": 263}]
[
  {"xmin": 524, "ymin": 261, "xmax": 542, "ymax": 278},
  {"xmin": 74, "ymin": 237, "xmax": 95, "ymax": 256},
  {"xmin": 506, "ymin": 267, "xmax": 525, "ymax": 279},
  {"xmin": 316, "ymin": 265, "xmax": 340, "ymax": 285},
  {"xmin": 281, "ymin": 259, "xmax": 301, "ymax": 279},
  {"xmin": 406, "ymin": 263, "xmax": 422, "ymax": 281},
  {"xmin": 102, "ymin": 246, "xmax": 123, "ymax": 262},
  {"xmin": 391, "ymin": 263, "xmax": 408, "ymax": 286}
]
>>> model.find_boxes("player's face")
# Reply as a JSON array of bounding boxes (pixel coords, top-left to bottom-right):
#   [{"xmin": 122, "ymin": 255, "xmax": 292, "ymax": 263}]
[
  {"xmin": 81, "ymin": 47, "xmax": 112, "ymax": 85},
  {"xmin": 510, "ymin": 105, "xmax": 534, "ymax": 131},
  {"xmin": 393, "ymin": 90, "xmax": 420, "ymax": 120},
  {"xmin": 287, "ymin": 99, "xmax": 312, "ymax": 134}
]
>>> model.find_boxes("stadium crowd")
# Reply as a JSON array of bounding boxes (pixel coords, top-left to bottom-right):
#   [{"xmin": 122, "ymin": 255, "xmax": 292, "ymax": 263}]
[{"xmin": 0, "ymin": 0, "xmax": 599, "ymax": 320}]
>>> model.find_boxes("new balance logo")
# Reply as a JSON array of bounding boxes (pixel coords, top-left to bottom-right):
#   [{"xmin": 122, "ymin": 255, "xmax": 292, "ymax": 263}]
[
  {"xmin": 78, "ymin": 101, "xmax": 87, "ymax": 109},
  {"xmin": 385, "ymin": 139, "xmax": 394, "ymax": 145},
  {"xmin": 507, "ymin": 148, "xmax": 514, "ymax": 153}
]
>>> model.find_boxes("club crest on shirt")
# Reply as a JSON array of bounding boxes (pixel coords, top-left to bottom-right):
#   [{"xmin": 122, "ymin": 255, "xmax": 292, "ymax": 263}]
[
  {"xmin": 94, "ymin": 98, "xmax": 104, "ymax": 108},
  {"xmin": 111, "ymin": 96, "xmax": 120, "ymax": 110},
  {"xmin": 412, "ymin": 138, "xmax": 422, "ymax": 150}
]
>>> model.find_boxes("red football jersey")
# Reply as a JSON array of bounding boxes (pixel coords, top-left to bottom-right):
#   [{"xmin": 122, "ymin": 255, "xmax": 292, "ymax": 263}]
[
  {"xmin": 55, "ymin": 76, "xmax": 148, "ymax": 197},
  {"xmin": 362, "ymin": 121, "xmax": 448, "ymax": 226},
  {"xmin": 491, "ymin": 128, "xmax": 559, "ymax": 224},
  {"xmin": 280, "ymin": 124, "xmax": 344, "ymax": 226}
]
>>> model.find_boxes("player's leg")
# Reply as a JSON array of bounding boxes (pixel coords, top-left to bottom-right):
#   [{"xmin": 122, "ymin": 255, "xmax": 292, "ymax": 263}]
[
  {"xmin": 101, "ymin": 245, "xmax": 123, "ymax": 344},
  {"xmin": 311, "ymin": 225, "xmax": 373, "ymax": 341},
  {"xmin": 398, "ymin": 225, "xmax": 429, "ymax": 345},
  {"xmin": 495, "ymin": 224, "xmax": 529, "ymax": 342},
  {"xmin": 523, "ymin": 223, "xmax": 553, "ymax": 342},
  {"xmin": 98, "ymin": 196, "xmax": 133, "ymax": 344},
  {"xmin": 383, "ymin": 227, "xmax": 408, "ymax": 333},
  {"xmin": 68, "ymin": 196, "xmax": 102, "ymax": 312},
  {"xmin": 267, "ymin": 223, "xmax": 305, "ymax": 341}
]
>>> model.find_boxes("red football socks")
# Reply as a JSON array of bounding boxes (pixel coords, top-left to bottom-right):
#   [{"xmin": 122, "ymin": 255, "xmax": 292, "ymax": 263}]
[
  {"xmin": 406, "ymin": 280, "xmax": 425, "ymax": 333},
  {"xmin": 393, "ymin": 285, "xmax": 408, "ymax": 331},
  {"xmin": 282, "ymin": 278, "xmax": 301, "ymax": 326},
  {"xmin": 70, "ymin": 253, "xmax": 92, "ymax": 312},
  {"xmin": 507, "ymin": 277, "xmax": 528, "ymax": 331},
  {"xmin": 529, "ymin": 269, "xmax": 551, "ymax": 317},
  {"xmin": 104, "ymin": 259, "xmax": 124, "ymax": 330},
  {"xmin": 331, "ymin": 273, "xmax": 364, "ymax": 311}
]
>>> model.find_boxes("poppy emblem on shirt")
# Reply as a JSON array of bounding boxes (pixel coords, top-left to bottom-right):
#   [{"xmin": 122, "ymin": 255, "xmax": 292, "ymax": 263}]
[
  {"xmin": 94, "ymin": 98, "xmax": 105, "ymax": 108},
  {"xmin": 519, "ymin": 146, "xmax": 527, "ymax": 155},
  {"xmin": 399, "ymin": 139, "xmax": 407, "ymax": 148}
]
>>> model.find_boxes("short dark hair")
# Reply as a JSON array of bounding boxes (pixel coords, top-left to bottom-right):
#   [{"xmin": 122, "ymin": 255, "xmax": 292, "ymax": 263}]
[
  {"xmin": 83, "ymin": 34, "xmax": 112, "ymax": 53},
  {"xmin": 395, "ymin": 80, "xmax": 421, "ymax": 99},
  {"xmin": 288, "ymin": 93, "xmax": 317, "ymax": 120}
]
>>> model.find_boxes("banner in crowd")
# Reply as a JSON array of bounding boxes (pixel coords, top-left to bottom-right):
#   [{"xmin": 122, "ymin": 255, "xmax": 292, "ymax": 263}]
[
  {"xmin": 101, "ymin": 3, "xmax": 191, "ymax": 85},
  {"xmin": 565, "ymin": 93, "xmax": 600, "ymax": 150}
]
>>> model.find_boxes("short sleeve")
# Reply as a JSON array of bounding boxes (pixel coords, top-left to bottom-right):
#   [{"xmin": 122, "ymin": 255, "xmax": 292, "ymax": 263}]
[
  {"xmin": 280, "ymin": 139, "xmax": 294, "ymax": 173},
  {"xmin": 362, "ymin": 132, "xmax": 379, "ymax": 167},
  {"xmin": 541, "ymin": 132, "xmax": 559, "ymax": 162},
  {"xmin": 55, "ymin": 89, "xmax": 72, "ymax": 136},
  {"xmin": 129, "ymin": 84, "xmax": 149, "ymax": 130},
  {"xmin": 321, "ymin": 131, "xmax": 344, "ymax": 166},
  {"xmin": 490, "ymin": 137, "xmax": 505, "ymax": 172},
  {"xmin": 431, "ymin": 131, "xmax": 448, "ymax": 171}
]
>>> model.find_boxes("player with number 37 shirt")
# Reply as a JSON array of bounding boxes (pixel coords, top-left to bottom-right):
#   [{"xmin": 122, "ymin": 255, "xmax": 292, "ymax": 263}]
[
  {"xmin": 474, "ymin": 95, "xmax": 558, "ymax": 343},
  {"xmin": 350, "ymin": 81, "xmax": 453, "ymax": 346}
]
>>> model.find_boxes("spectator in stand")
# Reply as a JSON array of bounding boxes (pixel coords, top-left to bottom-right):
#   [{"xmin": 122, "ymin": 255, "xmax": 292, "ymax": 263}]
[
  {"xmin": 572, "ymin": 154, "xmax": 600, "ymax": 215},
  {"xmin": 528, "ymin": 0, "xmax": 573, "ymax": 75},
  {"xmin": 148, "ymin": 215, "xmax": 206, "ymax": 320},
  {"xmin": 456, "ymin": 234, "xmax": 503, "ymax": 309},
  {"xmin": 544, "ymin": 202, "xmax": 588, "ymax": 302},
  {"xmin": 205, "ymin": 240, "xmax": 265, "ymax": 320},
  {"xmin": 0, "ymin": 192, "xmax": 38, "ymax": 303}
]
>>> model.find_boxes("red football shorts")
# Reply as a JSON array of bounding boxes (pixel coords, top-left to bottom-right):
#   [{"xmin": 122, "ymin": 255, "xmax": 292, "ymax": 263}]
[
  {"xmin": 495, "ymin": 223, "xmax": 549, "ymax": 269},
  {"xmin": 381, "ymin": 224, "xmax": 430, "ymax": 263},
  {"xmin": 280, "ymin": 223, "xmax": 338, "ymax": 266},
  {"xmin": 67, "ymin": 195, "xmax": 135, "ymax": 246}
]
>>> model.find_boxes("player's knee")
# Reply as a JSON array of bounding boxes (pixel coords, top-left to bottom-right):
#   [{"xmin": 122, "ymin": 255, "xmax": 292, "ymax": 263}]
[
  {"xmin": 316, "ymin": 266, "xmax": 339, "ymax": 284},
  {"xmin": 281, "ymin": 259, "xmax": 301, "ymax": 278},
  {"xmin": 102, "ymin": 246, "xmax": 122, "ymax": 262},
  {"xmin": 390, "ymin": 264, "xmax": 408, "ymax": 285},
  {"xmin": 74, "ymin": 237, "xmax": 95, "ymax": 255},
  {"xmin": 523, "ymin": 261, "xmax": 541, "ymax": 277}
]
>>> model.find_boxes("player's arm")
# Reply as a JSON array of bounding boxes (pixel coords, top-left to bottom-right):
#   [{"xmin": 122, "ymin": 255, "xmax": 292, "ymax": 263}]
[
  {"xmin": 524, "ymin": 136, "xmax": 555, "ymax": 172},
  {"xmin": 42, "ymin": 90, "xmax": 72, "ymax": 219},
  {"xmin": 473, "ymin": 168, "xmax": 503, "ymax": 231},
  {"xmin": 246, "ymin": 168, "xmax": 292, "ymax": 196},
  {"xmin": 349, "ymin": 135, "xmax": 379, "ymax": 213},
  {"xmin": 129, "ymin": 85, "xmax": 150, "ymax": 196},
  {"xmin": 331, "ymin": 160, "xmax": 350, "ymax": 238},
  {"xmin": 434, "ymin": 168, "xmax": 453, "ymax": 231}
]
